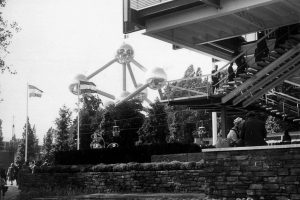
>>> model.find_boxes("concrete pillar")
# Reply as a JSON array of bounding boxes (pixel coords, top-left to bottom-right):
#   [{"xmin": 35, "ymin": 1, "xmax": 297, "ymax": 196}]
[{"xmin": 212, "ymin": 112, "xmax": 218, "ymax": 145}]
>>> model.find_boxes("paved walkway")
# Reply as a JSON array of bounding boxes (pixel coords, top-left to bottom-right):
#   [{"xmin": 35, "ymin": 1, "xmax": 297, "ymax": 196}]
[{"xmin": 3, "ymin": 182, "xmax": 20, "ymax": 200}]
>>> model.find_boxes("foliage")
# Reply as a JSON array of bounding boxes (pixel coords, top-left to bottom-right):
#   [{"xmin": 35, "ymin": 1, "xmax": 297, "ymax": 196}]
[
  {"xmin": 54, "ymin": 143, "xmax": 202, "ymax": 165},
  {"xmin": 160, "ymin": 65, "xmax": 211, "ymax": 143},
  {"xmin": 98, "ymin": 110, "xmax": 114, "ymax": 145},
  {"xmin": 0, "ymin": 0, "xmax": 20, "ymax": 74},
  {"xmin": 15, "ymin": 118, "xmax": 39, "ymax": 165},
  {"xmin": 70, "ymin": 94, "xmax": 104, "ymax": 150},
  {"xmin": 0, "ymin": 119, "xmax": 3, "ymax": 150},
  {"xmin": 106, "ymin": 99, "xmax": 145, "ymax": 147},
  {"xmin": 54, "ymin": 105, "xmax": 73, "ymax": 151},
  {"xmin": 42, "ymin": 127, "xmax": 55, "ymax": 162},
  {"xmin": 137, "ymin": 99, "xmax": 169, "ymax": 145}
]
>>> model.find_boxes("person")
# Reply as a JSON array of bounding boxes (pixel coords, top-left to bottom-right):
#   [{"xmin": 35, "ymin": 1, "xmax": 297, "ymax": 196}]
[
  {"xmin": 234, "ymin": 49, "xmax": 248, "ymax": 78},
  {"xmin": 0, "ymin": 168, "xmax": 8, "ymax": 199},
  {"xmin": 282, "ymin": 130, "xmax": 291, "ymax": 144},
  {"xmin": 211, "ymin": 65, "xmax": 220, "ymax": 94},
  {"xmin": 227, "ymin": 117, "xmax": 243, "ymax": 146},
  {"xmin": 6, "ymin": 163, "xmax": 15, "ymax": 185},
  {"xmin": 240, "ymin": 111, "xmax": 267, "ymax": 146},
  {"xmin": 255, "ymin": 31, "xmax": 269, "ymax": 63},
  {"xmin": 227, "ymin": 63, "xmax": 235, "ymax": 82}
]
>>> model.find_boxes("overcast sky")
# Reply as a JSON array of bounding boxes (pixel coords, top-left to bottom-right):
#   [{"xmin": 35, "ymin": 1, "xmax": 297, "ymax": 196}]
[{"xmin": 0, "ymin": 0, "xmax": 216, "ymax": 143}]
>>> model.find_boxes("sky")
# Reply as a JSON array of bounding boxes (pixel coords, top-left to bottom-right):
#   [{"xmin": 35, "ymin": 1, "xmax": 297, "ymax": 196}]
[{"xmin": 0, "ymin": 0, "xmax": 216, "ymax": 144}]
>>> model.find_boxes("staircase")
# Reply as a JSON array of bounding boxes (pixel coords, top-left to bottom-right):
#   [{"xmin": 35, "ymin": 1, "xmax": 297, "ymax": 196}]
[{"xmin": 221, "ymin": 34, "xmax": 300, "ymax": 115}]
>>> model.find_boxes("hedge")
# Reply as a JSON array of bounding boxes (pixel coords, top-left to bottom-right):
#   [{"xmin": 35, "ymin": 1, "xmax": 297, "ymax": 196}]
[{"xmin": 54, "ymin": 143, "xmax": 210, "ymax": 165}]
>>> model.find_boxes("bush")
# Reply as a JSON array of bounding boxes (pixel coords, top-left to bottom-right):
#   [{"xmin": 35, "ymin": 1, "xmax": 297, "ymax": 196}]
[{"xmin": 54, "ymin": 143, "xmax": 202, "ymax": 165}]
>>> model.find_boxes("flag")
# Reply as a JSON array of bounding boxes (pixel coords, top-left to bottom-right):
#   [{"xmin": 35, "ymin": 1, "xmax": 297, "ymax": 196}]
[
  {"xmin": 28, "ymin": 85, "xmax": 43, "ymax": 97},
  {"xmin": 79, "ymin": 81, "xmax": 98, "ymax": 94}
]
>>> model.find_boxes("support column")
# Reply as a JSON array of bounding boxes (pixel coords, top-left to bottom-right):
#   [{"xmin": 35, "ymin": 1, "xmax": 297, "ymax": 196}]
[
  {"xmin": 220, "ymin": 106, "xmax": 228, "ymax": 138},
  {"xmin": 212, "ymin": 112, "xmax": 217, "ymax": 145}
]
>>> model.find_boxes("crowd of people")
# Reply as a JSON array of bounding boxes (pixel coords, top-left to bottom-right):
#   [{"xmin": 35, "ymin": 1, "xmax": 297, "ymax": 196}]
[{"xmin": 0, "ymin": 160, "xmax": 50, "ymax": 197}]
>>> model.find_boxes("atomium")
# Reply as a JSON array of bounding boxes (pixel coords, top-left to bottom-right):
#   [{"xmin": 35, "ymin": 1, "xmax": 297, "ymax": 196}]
[{"xmin": 69, "ymin": 43, "xmax": 167, "ymax": 106}]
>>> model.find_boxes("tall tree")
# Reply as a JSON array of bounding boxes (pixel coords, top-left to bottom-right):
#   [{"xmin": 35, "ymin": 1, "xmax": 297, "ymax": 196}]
[
  {"xmin": 0, "ymin": 0, "xmax": 20, "ymax": 74},
  {"xmin": 137, "ymin": 99, "xmax": 169, "ymax": 144},
  {"xmin": 54, "ymin": 105, "xmax": 72, "ymax": 151},
  {"xmin": 162, "ymin": 66, "xmax": 211, "ymax": 143},
  {"xmin": 0, "ymin": 119, "xmax": 3, "ymax": 150},
  {"xmin": 70, "ymin": 94, "xmax": 104, "ymax": 150},
  {"xmin": 42, "ymin": 127, "xmax": 54, "ymax": 162},
  {"xmin": 101, "ymin": 99, "xmax": 144, "ymax": 147},
  {"xmin": 15, "ymin": 118, "xmax": 39, "ymax": 165}
]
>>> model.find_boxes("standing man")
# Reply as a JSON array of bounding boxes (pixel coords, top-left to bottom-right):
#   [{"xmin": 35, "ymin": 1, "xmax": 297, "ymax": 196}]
[
  {"xmin": 240, "ymin": 111, "xmax": 267, "ymax": 146},
  {"xmin": 211, "ymin": 65, "xmax": 220, "ymax": 94}
]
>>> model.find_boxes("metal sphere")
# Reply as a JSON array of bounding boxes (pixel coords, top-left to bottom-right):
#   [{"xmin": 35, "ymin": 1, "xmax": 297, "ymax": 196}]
[
  {"xmin": 74, "ymin": 74, "xmax": 87, "ymax": 82},
  {"xmin": 120, "ymin": 91, "xmax": 131, "ymax": 99},
  {"xmin": 103, "ymin": 100, "xmax": 115, "ymax": 107},
  {"xmin": 69, "ymin": 74, "xmax": 88, "ymax": 95},
  {"xmin": 146, "ymin": 67, "xmax": 167, "ymax": 90},
  {"xmin": 134, "ymin": 83, "xmax": 148, "ymax": 101},
  {"xmin": 115, "ymin": 43, "xmax": 134, "ymax": 64}
]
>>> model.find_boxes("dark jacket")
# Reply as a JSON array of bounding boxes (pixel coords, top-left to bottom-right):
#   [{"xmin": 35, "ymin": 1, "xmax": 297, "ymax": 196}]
[{"xmin": 241, "ymin": 117, "xmax": 267, "ymax": 146}]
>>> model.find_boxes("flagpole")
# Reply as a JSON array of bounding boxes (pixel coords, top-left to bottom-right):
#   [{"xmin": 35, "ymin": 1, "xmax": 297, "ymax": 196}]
[
  {"xmin": 25, "ymin": 83, "xmax": 28, "ymax": 162},
  {"xmin": 77, "ymin": 82, "xmax": 80, "ymax": 150}
]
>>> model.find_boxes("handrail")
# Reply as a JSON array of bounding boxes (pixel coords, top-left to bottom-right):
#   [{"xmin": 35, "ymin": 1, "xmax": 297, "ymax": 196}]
[{"xmin": 165, "ymin": 28, "xmax": 277, "ymax": 84}]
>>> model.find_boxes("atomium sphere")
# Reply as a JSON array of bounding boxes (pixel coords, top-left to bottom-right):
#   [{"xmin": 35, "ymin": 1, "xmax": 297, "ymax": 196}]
[
  {"xmin": 115, "ymin": 43, "xmax": 134, "ymax": 64},
  {"xmin": 74, "ymin": 74, "xmax": 88, "ymax": 82},
  {"xmin": 69, "ymin": 83, "xmax": 79, "ymax": 95},
  {"xmin": 146, "ymin": 67, "xmax": 167, "ymax": 90},
  {"xmin": 119, "ymin": 91, "xmax": 131, "ymax": 99},
  {"xmin": 69, "ymin": 74, "xmax": 88, "ymax": 95},
  {"xmin": 134, "ymin": 83, "xmax": 148, "ymax": 101},
  {"xmin": 103, "ymin": 100, "xmax": 115, "ymax": 107}
]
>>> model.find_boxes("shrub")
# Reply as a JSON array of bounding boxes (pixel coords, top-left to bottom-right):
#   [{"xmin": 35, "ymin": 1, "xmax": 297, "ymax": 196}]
[{"xmin": 54, "ymin": 143, "xmax": 202, "ymax": 165}]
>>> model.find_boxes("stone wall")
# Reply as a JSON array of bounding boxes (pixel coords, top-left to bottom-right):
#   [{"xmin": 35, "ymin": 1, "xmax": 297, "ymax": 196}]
[{"xmin": 19, "ymin": 145, "xmax": 300, "ymax": 199}]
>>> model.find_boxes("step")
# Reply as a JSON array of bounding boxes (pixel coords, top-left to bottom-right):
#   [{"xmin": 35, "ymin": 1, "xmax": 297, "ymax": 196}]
[
  {"xmin": 269, "ymin": 52, "xmax": 281, "ymax": 59},
  {"xmin": 274, "ymin": 48, "xmax": 287, "ymax": 55},
  {"xmin": 227, "ymin": 81, "xmax": 235, "ymax": 85},
  {"xmin": 238, "ymin": 73, "xmax": 251, "ymax": 79},
  {"xmin": 250, "ymin": 64, "xmax": 263, "ymax": 71},
  {"xmin": 247, "ymin": 68, "xmax": 258, "ymax": 73},
  {"xmin": 263, "ymin": 57, "xmax": 276, "ymax": 63},
  {"xmin": 279, "ymin": 43, "xmax": 293, "ymax": 50},
  {"xmin": 256, "ymin": 61, "xmax": 268, "ymax": 67}
]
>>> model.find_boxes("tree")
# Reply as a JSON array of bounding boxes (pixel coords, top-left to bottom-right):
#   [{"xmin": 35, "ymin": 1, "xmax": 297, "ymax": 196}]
[
  {"xmin": 0, "ymin": 119, "xmax": 3, "ymax": 150},
  {"xmin": 98, "ymin": 110, "xmax": 114, "ymax": 145},
  {"xmin": 137, "ymin": 99, "xmax": 169, "ymax": 144},
  {"xmin": 70, "ymin": 94, "xmax": 104, "ymax": 150},
  {"xmin": 42, "ymin": 127, "xmax": 54, "ymax": 162},
  {"xmin": 15, "ymin": 118, "xmax": 39, "ymax": 165},
  {"xmin": 54, "ymin": 105, "xmax": 72, "ymax": 151},
  {"xmin": 162, "ymin": 66, "xmax": 211, "ymax": 143},
  {"xmin": 1, "ymin": 0, "xmax": 20, "ymax": 74},
  {"xmin": 99, "ymin": 99, "xmax": 144, "ymax": 147}
]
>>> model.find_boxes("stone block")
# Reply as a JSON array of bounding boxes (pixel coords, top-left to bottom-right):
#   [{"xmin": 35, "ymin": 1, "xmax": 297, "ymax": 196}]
[
  {"xmin": 291, "ymin": 194, "xmax": 300, "ymax": 200},
  {"xmin": 290, "ymin": 169, "xmax": 300, "ymax": 175},
  {"xmin": 264, "ymin": 183, "xmax": 279, "ymax": 190},
  {"xmin": 249, "ymin": 184, "xmax": 263, "ymax": 190}
]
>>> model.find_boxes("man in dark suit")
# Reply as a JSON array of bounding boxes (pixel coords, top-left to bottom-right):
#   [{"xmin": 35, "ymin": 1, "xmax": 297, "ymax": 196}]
[{"xmin": 240, "ymin": 111, "xmax": 267, "ymax": 146}]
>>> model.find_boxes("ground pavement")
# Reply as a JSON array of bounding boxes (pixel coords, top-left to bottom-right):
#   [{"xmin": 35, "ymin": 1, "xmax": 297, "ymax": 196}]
[{"xmin": 3, "ymin": 181, "xmax": 20, "ymax": 200}]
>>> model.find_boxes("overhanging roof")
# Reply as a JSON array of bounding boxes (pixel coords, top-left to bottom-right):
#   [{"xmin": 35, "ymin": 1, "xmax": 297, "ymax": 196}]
[{"xmin": 124, "ymin": 0, "xmax": 300, "ymax": 60}]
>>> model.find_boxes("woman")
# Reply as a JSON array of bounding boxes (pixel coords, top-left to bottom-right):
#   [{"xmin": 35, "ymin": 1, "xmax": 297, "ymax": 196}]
[{"xmin": 227, "ymin": 117, "xmax": 244, "ymax": 147}]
